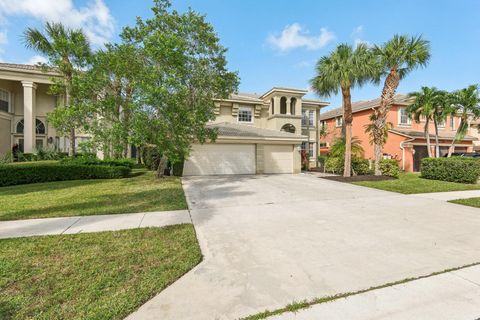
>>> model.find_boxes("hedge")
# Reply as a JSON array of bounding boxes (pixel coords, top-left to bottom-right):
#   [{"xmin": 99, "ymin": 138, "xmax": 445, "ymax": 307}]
[
  {"xmin": 379, "ymin": 159, "xmax": 400, "ymax": 178},
  {"xmin": 60, "ymin": 157, "xmax": 136, "ymax": 168},
  {"xmin": 421, "ymin": 157, "xmax": 480, "ymax": 184},
  {"xmin": 324, "ymin": 156, "xmax": 372, "ymax": 175},
  {"xmin": 0, "ymin": 163, "xmax": 131, "ymax": 187}
]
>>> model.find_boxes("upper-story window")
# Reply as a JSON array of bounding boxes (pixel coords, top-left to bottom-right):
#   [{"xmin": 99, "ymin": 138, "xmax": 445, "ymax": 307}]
[
  {"xmin": 335, "ymin": 116, "xmax": 343, "ymax": 127},
  {"xmin": 320, "ymin": 120, "xmax": 327, "ymax": 129},
  {"xmin": 238, "ymin": 106, "xmax": 253, "ymax": 123},
  {"xmin": 280, "ymin": 97, "xmax": 287, "ymax": 114},
  {"xmin": 437, "ymin": 118, "xmax": 445, "ymax": 127},
  {"xmin": 302, "ymin": 110, "xmax": 314, "ymax": 126},
  {"xmin": 270, "ymin": 98, "xmax": 274, "ymax": 115},
  {"xmin": 450, "ymin": 116, "xmax": 455, "ymax": 129},
  {"xmin": 398, "ymin": 107, "xmax": 411, "ymax": 125},
  {"xmin": 0, "ymin": 88, "xmax": 11, "ymax": 113}
]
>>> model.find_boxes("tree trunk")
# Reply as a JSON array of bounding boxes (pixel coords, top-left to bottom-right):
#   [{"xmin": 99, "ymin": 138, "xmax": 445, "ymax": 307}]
[
  {"xmin": 373, "ymin": 67, "xmax": 400, "ymax": 175},
  {"xmin": 156, "ymin": 155, "xmax": 168, "ymax": 178},
  {"xmin": 69, "ymin": 128, "xmax": 75, "ymax": 157},
  {"xmin": 425, "ymin": 119, "xmax": 433, "ymax": 158},
  {"xmin": 341, "ymin": 86, "xmax": 353, "ymax": 178},
  {"xmin": 434, "ymin": 119, "xmax": 440, "ymax": 158},
  {"xmin": 374, "ymin": 144, "xmax": 382, "ymax": 175}
]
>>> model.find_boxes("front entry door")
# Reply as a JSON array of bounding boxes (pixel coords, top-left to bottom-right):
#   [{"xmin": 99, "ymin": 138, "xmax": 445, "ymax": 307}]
[{"xmin": 413, "ymin": 146, "xmax": 429, "ymax": 172}]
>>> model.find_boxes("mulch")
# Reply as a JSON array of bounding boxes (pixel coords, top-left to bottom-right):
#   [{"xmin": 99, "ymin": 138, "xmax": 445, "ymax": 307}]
[{"xmin": 321, "ymin": 175, "xmax": 396, "ymax": 183}]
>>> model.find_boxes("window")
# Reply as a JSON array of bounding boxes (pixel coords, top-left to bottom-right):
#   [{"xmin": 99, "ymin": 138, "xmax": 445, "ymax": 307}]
[
  {"xmin": 302, "ymin": 110, "xmax": 315, "ymax": 126},
  {"xmin": 437, "ymin": 118, "xmax": 445, "ymax": 127},
  {"xmin": 280, "ymin": 97, "xmax": 287, "ymax": 114},
  {"xmin": 450, "ymin": 116, "xmax": 455, "ymax": 129},
  {"xmin": 281, "ymin": 124, "xmax": 296, "ymax": 133},
  {"xmin": 35, "ymin": 139, "xmax": 44, "ymax": 150},
  {"xmin": 335, "ymin": 116, "xmax": 343, "ymax": 127},
  {"xmin": 0, "ymin": 88, "xmax": 10, "ymax": 113},
  {"xmin": 270, "ymin": 98, "xmax": 274, "ymax": 115},
  {"xmin": 320, "ymin": 121, "xmax": 327, "ymax": 129},
  {"xmin": 398, "ymin": 108, "xmax": 411, "ymax": 125},
  {"xmin": 238, "ymin": 106, "xmax": 253, "ymax": 123},
  {"xmin": 16, "ymin": 119, "xmax": 46, "ymax": 134}
]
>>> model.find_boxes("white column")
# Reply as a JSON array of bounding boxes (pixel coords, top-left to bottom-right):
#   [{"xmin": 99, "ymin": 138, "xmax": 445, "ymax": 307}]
[
  {"xmin": 286, "ymin": 97, "xmax": 291, "ymax": 115},
  {"xmin": 22, "ymin": 81, "xmax": 37, "ymax": 153},
  {"xmin": 273, "ymin": 96, "xmax": 280, "ymax": 115}
]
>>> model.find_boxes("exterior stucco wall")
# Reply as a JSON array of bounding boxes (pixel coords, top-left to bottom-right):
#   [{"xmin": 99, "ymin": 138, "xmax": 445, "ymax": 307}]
[{"xmin": 0, "ymin": 117, "xmax": 11, "ymax": 154}]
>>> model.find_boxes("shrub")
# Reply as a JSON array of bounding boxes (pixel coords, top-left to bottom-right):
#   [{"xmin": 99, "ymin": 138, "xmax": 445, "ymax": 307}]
[
  {"xmin": 60, "ymin": 156, "xmax": 135, "ymax": 168},
  {"xmin": 0, "ymin": 152, "xmax": 13, "ymax": 165},
  {"xmin": 317, "ymin": 155, "xmax": 327, "ymax": 170},
  {"xmin": 172, "ymin": 159, "xmax": 184, "ymax": 177},
  {"xmin": 324, "ymin": 156, "xmax": 372, "ymax": 175},
  {"xmin": 421, "ymin": 157, "xmax": 480, "ymax": 184},
  {"xmin": 0, "ymin": 163, "xmax": 131, "ymax": 187},
  {"xmin": 142, "ymin": 146, "xmax": 161, "ymax": 170},
  {"xmin": 379, "ymin": 159, "xmax": 400, "ymax": 178}
]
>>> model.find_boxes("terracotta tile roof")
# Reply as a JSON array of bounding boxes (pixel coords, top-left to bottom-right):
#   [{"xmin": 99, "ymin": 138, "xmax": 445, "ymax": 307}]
[
  {"xmin": 0, "ymin": 62, "xmax": 59, "ymax": 75},
  {"xmin": 319, "ymin": 94, "xmax": 413, "ymax": 121},
  {"xmin": 390, "ymin": 128, "xmax": 478, "ymax": 141},
  {"xmin": 208, "ymin": 122, "xmax": 307, "ymax": 140}
]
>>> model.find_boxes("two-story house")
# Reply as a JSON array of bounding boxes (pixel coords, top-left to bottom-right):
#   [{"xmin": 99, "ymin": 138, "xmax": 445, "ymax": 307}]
[
  {"xmin": 0, "ymin": 63, "xmax": 76, "ymax": 155},
  {"xmin": 319, "ymin": 94, "xmax": 477, "ymax": 172},
  {"xmin": 183, "ymin": 87, "xmax": 329, "ymax": 175}
]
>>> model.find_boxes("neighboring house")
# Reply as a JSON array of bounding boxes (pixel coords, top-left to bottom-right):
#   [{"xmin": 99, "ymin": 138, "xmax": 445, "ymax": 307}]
[
  {"xmin": 319, "ymin": 94, "xmax": 477, "ymax": 172},
  {"xmin": 0, "ymin": 63, "xmax": 90, "ymax": 155},
  {"xmin": 183, "ymin": 87, "xmax": 329, "ymax": 175}
]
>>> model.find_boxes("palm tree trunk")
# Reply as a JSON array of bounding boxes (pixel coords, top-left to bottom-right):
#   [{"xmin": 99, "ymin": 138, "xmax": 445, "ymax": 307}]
[
  {"xmin": 373, "ymin": 67, "xmax": 400, "ymax": 175},
  {"xmin": 434, "ymin": 118, "xmax": 440, "ymax": 157},
  {"xmin": 342, "ymin": 86, "xmax": 353, "ymax": 178},
  {"xmin": 425, "ymin": 119, "xmax": 433, "ymax": 158}
]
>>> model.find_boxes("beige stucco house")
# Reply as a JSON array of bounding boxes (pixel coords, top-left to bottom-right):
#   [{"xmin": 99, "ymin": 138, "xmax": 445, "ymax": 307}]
[
  {"xmin": 183, "ymin": 87, "xmax": 329, "ymax": 175},
  {"xmin": 0, "ymin": 63, "xmax": 92, "ymax": 155}
]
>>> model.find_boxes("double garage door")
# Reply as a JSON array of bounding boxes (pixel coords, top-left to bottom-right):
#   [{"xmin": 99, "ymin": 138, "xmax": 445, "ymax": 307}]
[{"xmin": 183, "ymin": 143, "xmax": 293, "ymax": 176}]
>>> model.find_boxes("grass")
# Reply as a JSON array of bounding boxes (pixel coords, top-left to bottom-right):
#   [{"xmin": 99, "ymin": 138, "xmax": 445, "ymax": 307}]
[
  {"xmin": 0, "ymin": 169, "xmax": 187, "ymax": 221},
  {"xmin": 353, "ymin": 172, "xmax": 480, "ymax": 194},
  {"xmin": 450, "ymin": 197, "xmax": 480, "ymax": 208},
  {"xmin": 241, "ymin": 262, "xmax": 480, "ymax": 320},
  {"xmin": 0, "ymin": 225, "xmax": 202, "ymax": 320}
]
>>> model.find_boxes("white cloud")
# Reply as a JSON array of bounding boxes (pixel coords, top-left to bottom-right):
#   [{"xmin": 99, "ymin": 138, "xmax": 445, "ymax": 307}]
[
  {"xmin": 0, "ymin": 0, "xmax": 115, "ymax": 47},
  {"xmin": 267, "ymin": 23, "xmax": 335, "ymax": 52},
  {"xmin": 351, "ymin": 25, "xmax": 370, "ymax": 48},
  {"xmin": 25, "ymin": 55, "xmax": 48, "ymax": 65}
]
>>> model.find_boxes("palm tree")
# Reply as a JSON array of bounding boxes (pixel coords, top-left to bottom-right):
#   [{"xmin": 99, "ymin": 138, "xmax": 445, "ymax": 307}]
[
  {"xmin": 329, "ymin": 136, "xmax": 364, "ymax": 159},
  {"xmin": 310, "ymin": 43, "xmax": 377, "ymax": 177},
  {"xmin": 431, "ymin": 90, "xmax": 453, "ymax": 157},
  {"xmin": 447, "ymin": 84, "xmax": 480, "ymax": 156},
  {"xmin": 407, "ymin": 87, "xmax": 442, "ymax": 158},
  {"xmin": 23, "ymin": 22, "xmax": 91, "ymax": 156},
  {"xmin": 371, "ymin": 35, "xmax": 430, "ymax": 174}
]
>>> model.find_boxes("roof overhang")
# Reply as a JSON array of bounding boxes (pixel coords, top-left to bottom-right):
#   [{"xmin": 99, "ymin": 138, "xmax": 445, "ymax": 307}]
[
  {"xmin": 260, "ymin": 87, "xmax": 308, "ymax": 99},
  {"xmin": 0, "ymin": 64, "xmax": 60, "ymax": 84}
]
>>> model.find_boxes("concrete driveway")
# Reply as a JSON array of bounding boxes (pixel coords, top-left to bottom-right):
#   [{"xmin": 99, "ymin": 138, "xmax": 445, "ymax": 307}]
[{"xmin": 128, "ymin": 174, "xmax": 480, "ymax": 320}]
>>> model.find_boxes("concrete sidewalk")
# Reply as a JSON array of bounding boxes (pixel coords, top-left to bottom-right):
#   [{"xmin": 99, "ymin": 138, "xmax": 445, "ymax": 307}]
[
  {"xmin": 0, "ymin": 210, "xmax": 191, "ymax": 239},
  {"xmin": 270, "ymin": 264, "xmax": 480, "ymax": 320},
  {"xmin": 411, "ymin": 189, "xmax": 480, "ymax": 201}
]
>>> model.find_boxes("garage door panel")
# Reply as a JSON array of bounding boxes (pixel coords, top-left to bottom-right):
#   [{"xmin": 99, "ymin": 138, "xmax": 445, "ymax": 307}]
[
  {"xmin": 264, "ymin": 145, "xmax": 293, "ymax": 174},
  {"xmin": 184, "ymin": 144, "xmax": 255, "ymax": 176}
]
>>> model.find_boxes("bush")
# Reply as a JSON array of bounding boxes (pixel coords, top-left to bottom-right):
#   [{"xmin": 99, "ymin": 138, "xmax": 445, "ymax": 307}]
[
  {"xmin": 16, "ymin": 148, "xmax": 68, "ymax": 162},
  {"xmin": 421, "ymin": 157, "xmax": 480, "ymax": 184},
  {"xmin": 0, "ymin": 152, "xmax": 13, "ymax": 165},
  {"xmin": 379, "ymin": 159, "xmax": 400, "ymax": 178},
  {"xmin": 60, "ymin": 156, "xmax": 135, "ymax": 168},
  {"xmin": 142, "ymin": 146, "xmax": 161, "ymax": 170},
  {"xmin": 324, "ymin": 156, "xmax": 372, "ymax": 175},
  {"xmin": 0, "ymin": 163, "xmax": 131, "ymax": 187}
]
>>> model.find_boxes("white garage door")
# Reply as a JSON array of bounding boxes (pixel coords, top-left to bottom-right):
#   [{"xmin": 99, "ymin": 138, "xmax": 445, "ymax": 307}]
[
  {"xmin": 183, "ymin": 143, "xmax": 256, "ymax": 176},
  {"xmin": 264, "ymin": 145, "xmax": 293, "ymax": 174}
]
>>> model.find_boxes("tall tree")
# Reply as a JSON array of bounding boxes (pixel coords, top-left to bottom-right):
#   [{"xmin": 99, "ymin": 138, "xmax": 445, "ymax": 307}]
[
  {"xmin": 371, "ymin": 35, "xmax": 430, "ymax": 174},
  {"xmin": 23, "ymin": 22, "xmax": 92, "ymax": 156},
  {"xmin": 431, "ymin": 90, "xmax": 453, "ymax": 157},
  {"xmin": 123, "ymin": 0, "xmax": 239, "ymax": 177},
  {"xmin": 310, "ymin": 43, "xmax": 377, "ymax": 177},
  {"xmin": 407, "ymin": 87, "xmax": 442, "ymax": 158},
  {"xmin": 447, "ymin": 84, "xmax": 480, "ymax": 156}
]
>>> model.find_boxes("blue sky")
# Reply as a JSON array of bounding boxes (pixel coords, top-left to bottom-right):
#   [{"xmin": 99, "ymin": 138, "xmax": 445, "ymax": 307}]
[{"xmin": 0, "ymin": 0, "xmax": 479, "ymax": 110}]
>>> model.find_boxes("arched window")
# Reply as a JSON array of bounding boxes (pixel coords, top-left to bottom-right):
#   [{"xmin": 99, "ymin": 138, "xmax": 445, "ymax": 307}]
[
  {"xmin": 290, "ymin": 98, "xmax": 296, "ymax": 115},
  {"xmin": 281, "ymin": 123, "xmax": 296, "ymax": 133},
  {"xmin": 16, "ymin": 119, "xmax": 46, "ymax": 134},
  {"xmin": 271, "ymin": 98, "xmax": 274, "ymax": 115},
  {"xmin": 280, "ymin": 97, "xmax": 287, "ymax": 114}
]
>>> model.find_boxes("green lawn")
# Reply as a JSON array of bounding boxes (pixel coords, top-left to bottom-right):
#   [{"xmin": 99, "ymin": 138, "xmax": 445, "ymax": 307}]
[
  {"xmin": 0, "ymin": 169, "xmax": 187, "ymax": 221},
  {"xmin": 0, "ymin": 225, "xmax": 201, "ymax": 320},
  {"xmin": 353, "ymin": 173, "xmax": 480, "ymax": 194},
  {"xmin": 450, "ymin": 197, "xmax": 480, "ymax": 208}
]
